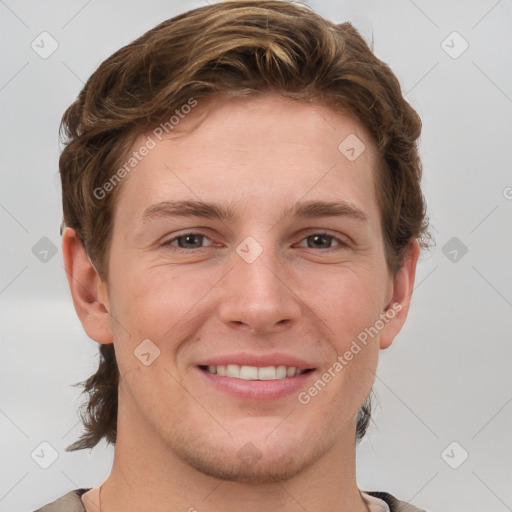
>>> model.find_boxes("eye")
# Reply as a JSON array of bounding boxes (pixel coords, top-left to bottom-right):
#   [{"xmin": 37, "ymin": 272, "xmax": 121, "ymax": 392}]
[
  {"xmin": 297, "ymin": 232, "xmax": 349, "ymax": 250},
  {"xmin": 162, "ymin": 232, "xmax": 213, "ymax": 251},
  {"xmin": 160, "ymin": 230, "xmax": 350, "ymax": 253}
]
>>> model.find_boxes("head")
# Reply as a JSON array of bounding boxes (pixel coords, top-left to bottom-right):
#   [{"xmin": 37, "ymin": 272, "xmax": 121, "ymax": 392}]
[{"xmin": 60, "ymin": 0, "xmax": 430, "ymax": 479}]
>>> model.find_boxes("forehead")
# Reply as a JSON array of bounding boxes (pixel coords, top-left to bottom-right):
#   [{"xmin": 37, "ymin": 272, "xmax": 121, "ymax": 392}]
[{"xmin": 112, "ymin": 94, "xmax": 381, "ymax": 227}]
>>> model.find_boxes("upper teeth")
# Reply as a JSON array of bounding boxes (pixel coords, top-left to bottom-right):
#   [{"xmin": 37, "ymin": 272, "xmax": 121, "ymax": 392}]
[{"xmin": 206, "ymin": 364, "xmax": 305, "ymax": 380}]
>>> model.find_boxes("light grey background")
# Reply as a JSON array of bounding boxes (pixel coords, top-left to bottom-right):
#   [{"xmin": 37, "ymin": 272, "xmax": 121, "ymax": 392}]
[{"xmin": 1, "ymin": 1, "xmax": 511, "ymax": 511}]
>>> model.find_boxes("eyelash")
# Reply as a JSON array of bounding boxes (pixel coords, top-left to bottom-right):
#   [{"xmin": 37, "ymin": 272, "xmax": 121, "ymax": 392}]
[{"xmin": 161, "ymin": 230, "xmax": 350, "ymax": 253}]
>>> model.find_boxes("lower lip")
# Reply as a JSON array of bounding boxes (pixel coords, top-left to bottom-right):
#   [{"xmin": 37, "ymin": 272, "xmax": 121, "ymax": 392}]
[{"xmin": 196, "ymin": 367, "xmax": 316, "ymax": 400}]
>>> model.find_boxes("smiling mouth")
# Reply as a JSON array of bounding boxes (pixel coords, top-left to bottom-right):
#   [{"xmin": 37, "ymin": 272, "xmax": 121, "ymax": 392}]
[{"xmin": 199, "ymin": 364, "xmax": 314, "ymax": 381}]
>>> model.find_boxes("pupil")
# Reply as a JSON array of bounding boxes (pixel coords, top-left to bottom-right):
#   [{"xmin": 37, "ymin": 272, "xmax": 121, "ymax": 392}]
[
  {"xmin": 181, "ymin": 234, "xmax": 201, "ymax": 248},
  {"xmin": 311, "ymin": 234, "xmax": 329, "ymax": 248}
]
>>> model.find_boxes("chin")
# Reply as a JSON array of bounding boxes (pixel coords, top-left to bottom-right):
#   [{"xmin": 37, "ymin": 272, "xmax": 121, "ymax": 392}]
[{"xmin": 176, "ymin": 444, "xmax": 316, "ymax": 484}]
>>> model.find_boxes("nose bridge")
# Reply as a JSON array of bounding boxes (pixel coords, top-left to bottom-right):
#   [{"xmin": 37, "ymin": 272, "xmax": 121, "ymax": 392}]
[
  {"xmin": 218, "ymin": 234, "xmax": 301, "ymax": 333},
  {"xmin": 237, "ymin": 237, "xmax": 283, "ymax": 297}
]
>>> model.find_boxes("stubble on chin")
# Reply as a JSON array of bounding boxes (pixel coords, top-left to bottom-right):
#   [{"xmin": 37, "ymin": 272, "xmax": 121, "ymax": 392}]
[{"xmin": 169, "ymin": 429, "xmax": 333, "ymax": 485}]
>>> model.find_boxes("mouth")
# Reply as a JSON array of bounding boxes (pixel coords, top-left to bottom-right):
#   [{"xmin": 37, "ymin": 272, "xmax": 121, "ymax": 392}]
[
  {"xmin": 198, "ymin": 364, "xmax": 314, "ymax": 380},
  {"xmin": 196, "ymin": 359, "xmax": 317, "ymax": 400}
]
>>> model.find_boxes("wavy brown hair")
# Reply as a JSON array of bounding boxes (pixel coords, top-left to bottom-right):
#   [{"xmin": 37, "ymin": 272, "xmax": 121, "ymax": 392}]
[{"xmin": 61, "ymin": 0, "xmax": 430, "ymax": 452}]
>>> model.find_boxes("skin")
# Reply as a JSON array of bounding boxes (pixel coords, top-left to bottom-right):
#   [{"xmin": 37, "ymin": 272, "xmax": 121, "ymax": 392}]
[{"xmin": 63, "ymin": 93, "xmax": 420, "ymax": 512}]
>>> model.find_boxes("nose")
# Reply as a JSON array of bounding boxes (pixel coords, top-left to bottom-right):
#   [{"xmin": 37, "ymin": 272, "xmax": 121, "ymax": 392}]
[{"xmin": 218, "ymin": 239, "xmax": 303, "ymax": 336}]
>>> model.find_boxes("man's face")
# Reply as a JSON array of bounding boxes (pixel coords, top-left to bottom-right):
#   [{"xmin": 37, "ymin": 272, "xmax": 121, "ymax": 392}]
[{"xmin": 99, "ymin": 94, "xmax": 401, "ymax": 482}]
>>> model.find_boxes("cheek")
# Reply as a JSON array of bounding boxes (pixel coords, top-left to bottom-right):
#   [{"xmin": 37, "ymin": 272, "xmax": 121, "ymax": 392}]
[
  {"xmin": 110, "ymin": 261, "xmax": 189, "ymax": 325},
  {"xmin": 107, "ymin": 263, "xmax": 221, "ymax": 365},
  {"xmin": 308, "ymin": 266, "xmax": 385, "ymax": 341},
  {"xmin": 303, "ymin": 267, "xmax": 384, "ymax": 393}
]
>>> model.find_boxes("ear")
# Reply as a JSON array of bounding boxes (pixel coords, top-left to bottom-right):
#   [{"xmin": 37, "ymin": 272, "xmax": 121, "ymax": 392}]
[
  {"xmin": 62, "ymin": 227, "xmax": 113, "ymax": 344},
  {"xmin": 379, "ymin": 239, "xmax": 420, "ymax": 350}
]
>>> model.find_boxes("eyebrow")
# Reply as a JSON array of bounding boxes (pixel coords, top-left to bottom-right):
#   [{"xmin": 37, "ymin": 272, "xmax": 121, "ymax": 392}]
[{"xmin": 140, "ymin": 199, "xmax": 368, "ymax": 224}]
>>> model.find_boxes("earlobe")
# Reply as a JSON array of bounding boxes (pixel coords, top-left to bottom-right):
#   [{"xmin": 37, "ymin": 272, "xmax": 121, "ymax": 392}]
[
  {"xmin": 379, "ymin": 239, "xmax": 420, "ymax": 350},
  {"xmin": 62, "ymin": 227, "xmax": 113, "ymax": 344}
]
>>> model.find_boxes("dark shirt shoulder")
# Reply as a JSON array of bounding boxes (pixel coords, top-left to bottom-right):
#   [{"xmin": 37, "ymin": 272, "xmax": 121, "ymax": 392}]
[
  {"xmin": 33, "ymin": 489, "xmax": 88, "ymax": 512},
  {"xmin": 34, "ymin": 488, "xmax": 428, "ymax": 512},
  {"xmin": 365, "ymin": 490, "xmax": 429, "ymax": 512}
]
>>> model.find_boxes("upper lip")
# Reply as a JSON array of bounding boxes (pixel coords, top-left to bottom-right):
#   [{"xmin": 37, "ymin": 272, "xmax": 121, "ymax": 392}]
[{"xmin": 196, "ymin": 353, "xmax": 316, "ymax": 370}]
